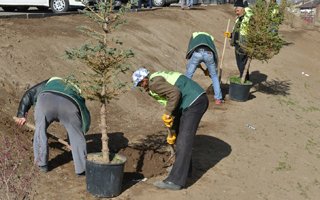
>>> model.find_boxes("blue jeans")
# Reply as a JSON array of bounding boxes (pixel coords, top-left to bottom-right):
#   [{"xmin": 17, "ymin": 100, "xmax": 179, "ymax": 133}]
[
  {"xmin": 138, "ymin": 0, "xmax": 152, "ymax": 8},
  {"xmin": 186, "ymin": 49, "xmax": 222, "ymax": 100},
  {"xmin": 181, "ymin": 0, "xmax": 193, "ymax": 7}
]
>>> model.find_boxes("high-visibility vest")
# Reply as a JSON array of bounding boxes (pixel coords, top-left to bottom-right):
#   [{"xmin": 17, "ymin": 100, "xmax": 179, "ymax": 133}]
[{"xmin": 149, "ymin": 71, "xmax": 205, "ymax": 111}]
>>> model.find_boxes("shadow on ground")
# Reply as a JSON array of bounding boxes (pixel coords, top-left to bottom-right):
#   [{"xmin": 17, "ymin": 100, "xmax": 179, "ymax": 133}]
[
  {"xmin": 48, "ymin": 132, "xmax": 129, "ymax": 171},
  {"xmin": 120, "ymin": 132, "xmax": 172, "ymax": 191},
  {"xmin": 86, "ymin": 131, "xmax": 171, "ymax": 192},
  {"xmin": 47, "ymin": 132, "xmax": 231, "ymax": 192},
  {"xmin": 187, "ymin": 134, "xmax": 231, "ymax": 187},
  {"xmin": 205, "ymin": 70, "xmax": 291, "ymax": 102},
  {"xmin": 250, "ymin": 70, "xmax": 291, "ymax": 96}
]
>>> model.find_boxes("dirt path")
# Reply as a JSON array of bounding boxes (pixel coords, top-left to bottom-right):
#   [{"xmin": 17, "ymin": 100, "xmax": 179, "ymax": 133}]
[{"xmin": 1, "ymin": 5, "xmax": 320, "ymax": 200}]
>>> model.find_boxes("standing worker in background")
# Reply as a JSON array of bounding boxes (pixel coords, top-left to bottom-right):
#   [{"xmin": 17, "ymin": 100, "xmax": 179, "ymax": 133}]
[
  {"xmin": 137, "ymin": 0, "xmax": 152, "ymax": 10},
  {"xmin": 180, "ymin": 0, "xmax": 193, "ymax": 9},
  {"xmin": 224, "ymin": 0, "xmax": 252, "ymax": 81},
  {"xmin": 15, "ymin": 77, "xmax": 90, "ymax": 176},
  {"xmin": 269, "ymin": 0, "xmax": 282, "ymax": 33},
  {"xmin": 132, "ymin": 68, "xmax": 208, "ymax": 190},
  {"xmin": 185, "ymin": 31, "xmax": 223, "ymax": 105}
]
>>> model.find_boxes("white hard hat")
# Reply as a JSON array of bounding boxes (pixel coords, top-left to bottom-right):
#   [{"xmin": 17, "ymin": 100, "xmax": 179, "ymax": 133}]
[{"xmin": 132, "ymin": 67, "xmax": 150, "ymax": 87}]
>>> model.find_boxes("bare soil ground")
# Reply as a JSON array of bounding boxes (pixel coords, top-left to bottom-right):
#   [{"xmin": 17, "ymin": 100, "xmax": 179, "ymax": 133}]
[{"xmin": 1, "ymin": 5, "xmax": 320, "ymax": 200}]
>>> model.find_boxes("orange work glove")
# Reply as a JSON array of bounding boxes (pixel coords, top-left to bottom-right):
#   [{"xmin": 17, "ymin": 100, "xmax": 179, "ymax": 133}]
[
  {"xmin": 167, "ymin": 132, "xmax": 177, "ymax": 145},
  {"xmin": 224, "ymin": 31, "xmax": 231, "ymax": 38},
  {"xmin": 162, "ymin": 114, "xmax": 173, "ymax": 128}
]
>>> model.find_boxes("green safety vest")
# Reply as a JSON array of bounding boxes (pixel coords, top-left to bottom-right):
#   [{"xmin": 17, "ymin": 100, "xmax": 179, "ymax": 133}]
[
  {"xmin": 192, "ymin": 32, "xmax": 214, "ymax": 41},
  {"xmin": 186, "ymin": 32, "xmax": 219, "ymax": 65},
  {"xmin": 233, "ymin": 7, "xmax": 253, "ymax": 37},
  {"xmin": 149, "ymin": 71, "xmax": 181, "ymax": 106},
  {"xmin": 149, "ymin": 71, "xmax": 205, "ymax": 111},
  {"xmin": 41, "ymin": 77, "xmax": 91, "ymax": 134}
]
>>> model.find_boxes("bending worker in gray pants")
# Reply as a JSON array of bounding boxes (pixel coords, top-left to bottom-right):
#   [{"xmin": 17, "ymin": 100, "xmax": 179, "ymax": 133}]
[{"xmin": 15, "ymin": 77, "xmax": 91, "ymax": 175}]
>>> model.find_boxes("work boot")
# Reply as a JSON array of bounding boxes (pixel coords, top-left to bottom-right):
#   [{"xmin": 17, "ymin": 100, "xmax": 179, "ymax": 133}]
[
  {"xmin": 153, "ymin": 180, "xmax": 181, "ymax": 190},
  {"xmin": 38, "ymin": 165, "xmax": 48, "ymax": 173},
  {"xmin": 76, "ymin": 171, "xmax": 86, "ymax": 177}
]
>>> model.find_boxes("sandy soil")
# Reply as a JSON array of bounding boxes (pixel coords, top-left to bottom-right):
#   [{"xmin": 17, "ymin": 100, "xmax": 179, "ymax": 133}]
[{"xmin": 1, "ymin": 4, "xmax": 320, "ymax": 200}]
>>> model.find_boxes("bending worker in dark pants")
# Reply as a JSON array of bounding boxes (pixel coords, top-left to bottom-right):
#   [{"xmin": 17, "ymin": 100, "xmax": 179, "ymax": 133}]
[
  {"xmin": 132, "ymin": 68, "xmax": 208, "ymax": 190},
  {"xmin": 15, "ymin": 77, "xmax": 90, "ymax": 175}
]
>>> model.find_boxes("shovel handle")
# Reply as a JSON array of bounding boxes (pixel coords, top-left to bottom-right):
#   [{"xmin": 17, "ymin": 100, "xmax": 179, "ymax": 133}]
[
  {"xmin": 13, "ymin": 116, "xmax": 72, "ymax": 151},
  {"xmin": 166, "ymin": 127, "xmax": 173, "ymax": 137},
  {"xmin": 219, "ymin": 18, "xmax": 231, "ymax": 83},
  {"xmin": 166, "ymin": 128, "xmax": 175, "ymax": 153}
]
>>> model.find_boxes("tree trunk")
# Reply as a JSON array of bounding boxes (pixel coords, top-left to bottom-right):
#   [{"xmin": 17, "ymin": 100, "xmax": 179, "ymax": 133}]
[
  {"xmin": 100, "ymin": 85, "xmax": 110, "ymax": 163},
  {"xmin": 240, "ymin": 58, "xmax": 252, "ymax": 84}
]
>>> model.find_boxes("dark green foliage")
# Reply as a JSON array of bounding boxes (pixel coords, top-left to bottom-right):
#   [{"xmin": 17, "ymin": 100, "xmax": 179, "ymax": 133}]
[
  {"xmin": 241, "ymin": 0, "xmax": 287, "ymax": 62},
  {"xmin": 237, "ymin": 0, "xmax": 287, "ymax": 84},
  {"xmin": 65, "ymin": 42, "xmax": 134, "ymax": 103},
  {"xmin": 65, "ymin": 1, "xmax": 134, "ymax": 161},
  {"xmin": 229, "ymin": 76, "xmax": 252, "ymax": 85},
  {"xmin": 65, "ymin": 1, "xmax": 134, "ymax": 103}
]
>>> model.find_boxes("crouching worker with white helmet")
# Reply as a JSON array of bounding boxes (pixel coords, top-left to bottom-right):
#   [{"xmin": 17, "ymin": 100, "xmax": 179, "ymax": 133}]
[
  {"xmin": 132, "ymin": 68, "xmax": 208, "ymax": 190},
  {"xmin": 15, "ymin": 77, "xmax": 90, "ymax": 176}
]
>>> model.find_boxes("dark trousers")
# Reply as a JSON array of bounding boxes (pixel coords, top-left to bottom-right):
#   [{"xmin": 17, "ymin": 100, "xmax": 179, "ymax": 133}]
[
  {"xmin": 165, "ymin": 93, "xmax": 208, "ymax": 187},
  {"xmin": 138, "ymin": 0, "xmax": 152, "ymax": 8},
  {"xmin": 235, "ymin": 46, "xmax": 249, "ymax": 81}
]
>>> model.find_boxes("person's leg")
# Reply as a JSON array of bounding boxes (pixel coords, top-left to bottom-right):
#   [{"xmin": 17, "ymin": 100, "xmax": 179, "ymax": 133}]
[
  {"xmin": 148, "ymin": 0, "xmax": 152, "ymax": 8},
  {"xmin": 164, "ymin": 94, "xmax": 208, "ymax": 187},
  {"xmin": 57, "ymin": 96, "xmax": 87, "ymax": 174},
  {"xmin": 242, "ymin": 53, "xmax": 249, "ymax": 81},
  {"xmin": 180, "ymin": 0, "xmax": 186, "ymax": 8},
  {"xmin": 235, "ymin": 47, "xmax": 249, "ymax": 80},
  {"xmin": 185, "ymin": 51, "xmax": 202, "ymax": 79},
  {"xmin": 138, "ymin": 0, "xmax": 142, "ymax": 8},
  {"xmin": 34, "ymin": 98, "xmax": 49, "ymax": 167},
  {"xmin": 203, "ymin": 51, "xmax": 222, "ymax": 100},
  {"xmin": 172, "ymin": 109, "xmax": 181, "ymax": 135},
  {"xmin": 34, "ymin": 93, "xmax": 58, "ymax": 168}
]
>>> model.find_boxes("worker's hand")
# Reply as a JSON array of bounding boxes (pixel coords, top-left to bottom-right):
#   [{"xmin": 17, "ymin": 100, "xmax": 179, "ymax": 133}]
[
  {"xmin": 203, "ymin": 68, "xmax": 210, "ymax": 76},
  {"xmin": 15, "ymin": 117, "xmax": 26, "ymax": 126},
  {"xmin": 224, "ymin": 31, "xmax": 231, "ymax": 38},
  {"xmin": 167, "ymin": 132, "xmax": 177, "ymax": 145},
  {"xmin": 162, "ymin": 114, "xmax": 173, "ymax": 128}
]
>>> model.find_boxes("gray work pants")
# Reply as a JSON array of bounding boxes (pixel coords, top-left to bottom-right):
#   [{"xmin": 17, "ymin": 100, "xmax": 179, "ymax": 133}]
[
  {"xmin": 165, "ymin": 93, "xmax": 208, "ymax": 187},
  {"xmin": 34, "ymin": 92, "xmax": 86, "ymax": 174}
]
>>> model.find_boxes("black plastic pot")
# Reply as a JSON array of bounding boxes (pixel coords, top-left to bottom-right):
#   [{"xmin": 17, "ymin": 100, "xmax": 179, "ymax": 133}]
[
  {"xmin": 229, "ymin": 81, "xmax": 252, "ymax": 102},
  {"xmin": 86, "ymin": 153, "xmax": 127, "ymax": 198}
]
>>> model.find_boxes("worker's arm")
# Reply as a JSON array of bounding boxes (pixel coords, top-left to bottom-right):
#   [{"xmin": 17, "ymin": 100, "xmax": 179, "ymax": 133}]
[
  {"xmin": 16, "ymin": 80, "xmax": 48, "ymax": 119},
  {"xmin": 149, "ymin": 76, "xmax": 181, "ymax": 116}
]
